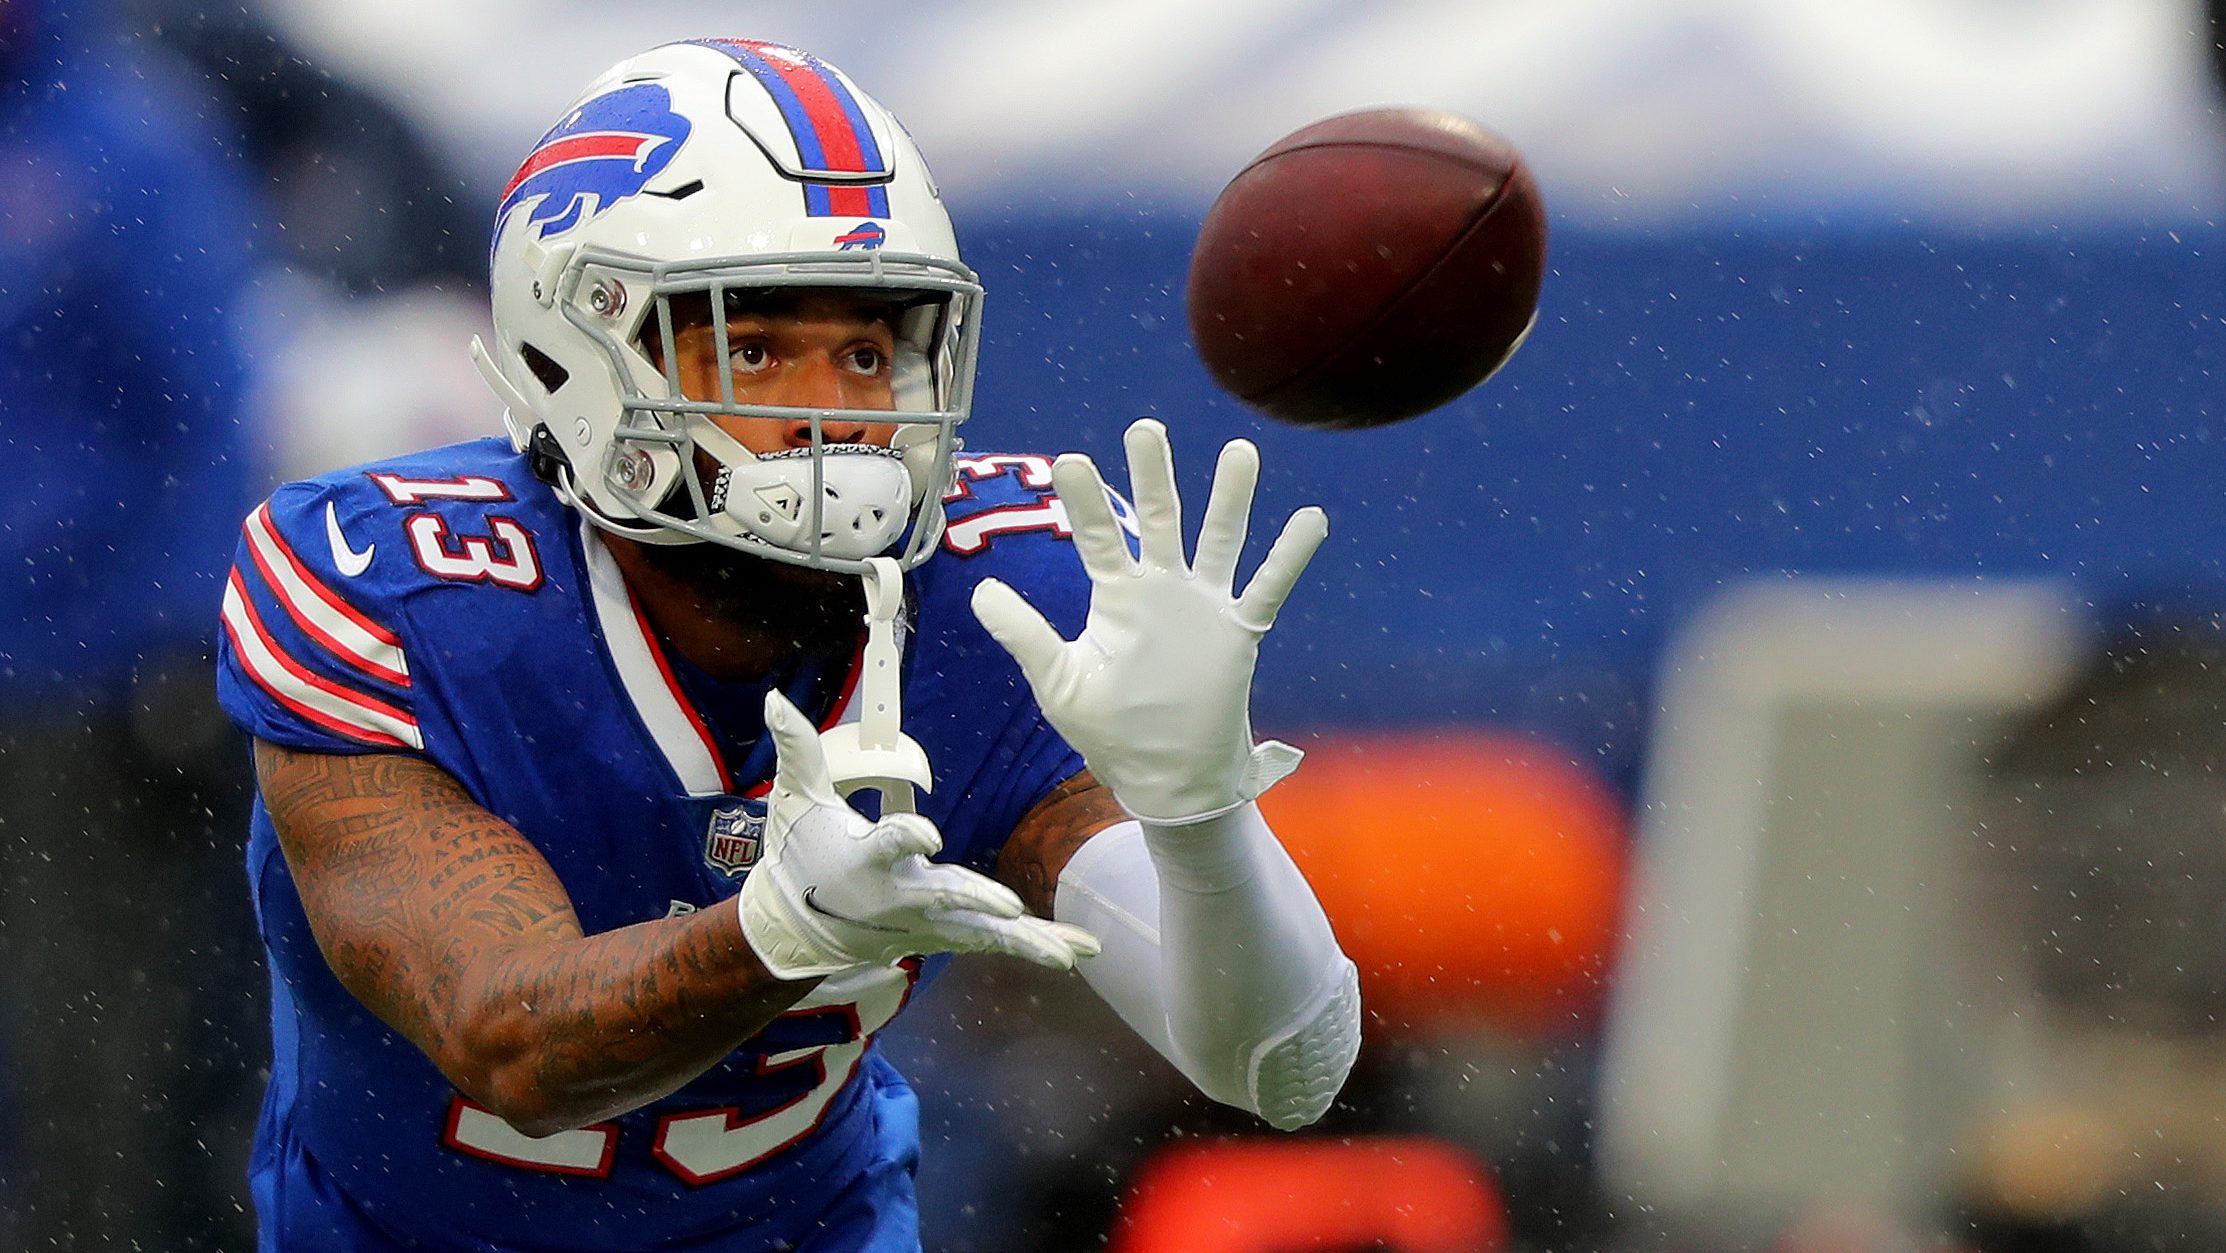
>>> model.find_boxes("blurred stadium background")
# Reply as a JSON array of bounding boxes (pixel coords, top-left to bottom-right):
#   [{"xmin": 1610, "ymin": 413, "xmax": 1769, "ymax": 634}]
[{"xmin": 9, "ymin": 0, "xmax": 2226, "ymax": 1248}]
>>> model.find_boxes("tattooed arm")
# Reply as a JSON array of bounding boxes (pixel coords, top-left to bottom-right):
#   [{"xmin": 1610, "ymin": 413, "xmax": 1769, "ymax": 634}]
[
  {"xmin": 995, "ymin": 768, "xmax": 1131, "ymax": 918},
  {"xmin": 254, "ymin": 740, "xmax": 816, "ymax": 1137}
]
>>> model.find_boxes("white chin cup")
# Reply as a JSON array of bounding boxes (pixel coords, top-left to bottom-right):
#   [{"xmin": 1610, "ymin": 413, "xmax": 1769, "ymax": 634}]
[{"xmin": 686, "ymin": 417, "xmax": 915, "ymax": 562}]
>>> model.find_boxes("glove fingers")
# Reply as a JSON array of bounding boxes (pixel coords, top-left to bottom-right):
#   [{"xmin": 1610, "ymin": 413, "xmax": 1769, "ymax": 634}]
[
  {"xmin": 1041, "ymin": 919, "xmax": 1104, "ymax": 960},
  {"xmin": 927, "ymin": 909, "xmax": 1097, "ymax": 971},
  {"xmin": 970, "ymin": 578, "xmax": 1067, "ymax": 686},
  {"xmin": 764, "ymin": 690, "xmax": 837, "ymax": 801},
  {"xmin": 1049, "ymin": 454, "xmax": 1133, "ymax": 580},
  {"xmin": 1121, "ymin": 418, "xmax": 1184, "ymax": 571},
  {"xmin": 913, "ymin": 860, "xmax": 1026, "ymax": 920},
  {"xmin": 914, "ymin": 910, "xmax": 1025, "ymax": 962},
  {"xmin": 1010, "ymin": 914, "xmax": 1102, "ymax": 968},
  {"xmin": 870, "ymin": 812, "xmax": 944, "ymax": 860},
  {"xmin": 1235, "ymin": 506, "xmax": 1329, "ymax": 631},
  {"xmin": 1192, "ymin": 438, "xmax": 1259, "ymax": 590}
]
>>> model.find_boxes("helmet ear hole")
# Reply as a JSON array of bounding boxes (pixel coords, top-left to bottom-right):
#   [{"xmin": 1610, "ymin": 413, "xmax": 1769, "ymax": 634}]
[
  {"xmin": 520, "ymin": 343, "xmax": 571, "ymax": 393},
  {"xmin": 525, "ymin": 425, "xmax": 576, "ymax": 488}
]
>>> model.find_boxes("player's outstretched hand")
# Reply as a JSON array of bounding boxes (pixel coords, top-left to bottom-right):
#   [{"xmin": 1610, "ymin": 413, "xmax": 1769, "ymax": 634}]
[
  {"xmin": 738, "ymin": 691, "xmax": 1101, "ymax": 981},
  {"xmin": 971, "ymin": 418, "xmax": 1328, "ymax": 824}
]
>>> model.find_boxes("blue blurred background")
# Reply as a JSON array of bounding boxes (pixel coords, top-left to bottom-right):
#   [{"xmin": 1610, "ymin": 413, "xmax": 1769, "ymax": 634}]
[
  {"xmin": 10, "ymin": 0, "xmax": 2226, "ymax": 1249},
  {"xmin": 972, "ymin": 219, "xmax": 2226, "ymax": 783}
]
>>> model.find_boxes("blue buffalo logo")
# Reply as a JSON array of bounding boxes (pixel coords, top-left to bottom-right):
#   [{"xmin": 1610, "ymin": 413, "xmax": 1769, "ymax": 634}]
[
  {"xmin": 494, "ymin": 83, "xmax": 691, "ymax": 256},
  {"xmin": 833, "ymin": 221, "xmax": 887, "ymax": 251}
]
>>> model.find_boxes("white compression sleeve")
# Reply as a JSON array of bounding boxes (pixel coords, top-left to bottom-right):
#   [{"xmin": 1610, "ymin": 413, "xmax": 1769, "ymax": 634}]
[{"xmin": 1053, "ymin": 804, "xmax": 1361, "ymax": 1130}]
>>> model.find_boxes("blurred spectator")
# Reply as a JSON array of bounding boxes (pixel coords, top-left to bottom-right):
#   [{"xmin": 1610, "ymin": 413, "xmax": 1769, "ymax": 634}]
[
  {"xmin": 2210, "ymin": 0, "xmax": 2226, "ymax": 109},
  {"xmin": 0, "ymin": 0, "xmax": 264, "ymax": 1246},
  {"xmin": 1961, "ymin": 600, "xmax": 2226, "ymax": 1251},
  {"xmin": 127, "ymin": 0, "xmax": 495, "ymax": 482},
  {"xmin": 1980, "ymin": 602, "xmax": 2226, "ymax": 1032},
  {"xmin": 125, "ymin": 0, "xmax": 480, "ymax": 295}
]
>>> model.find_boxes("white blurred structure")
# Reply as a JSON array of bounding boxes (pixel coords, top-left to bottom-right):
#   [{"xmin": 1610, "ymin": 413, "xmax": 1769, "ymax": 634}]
[
  {"xmin": 258, "ymin": 0, "xmax": 2226, "ymax": 223},
  {"xmin": 1599, "ymin": 580, "xmax": 2089, "ymax": 1228},
  {"xmin": 243, "ymin": 275, "xmax": 494, "ymax": 480}
]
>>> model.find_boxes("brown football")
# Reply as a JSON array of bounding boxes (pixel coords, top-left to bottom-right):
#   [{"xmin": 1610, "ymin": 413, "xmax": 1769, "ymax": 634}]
[{"xmin": 1185, "ymin": 108, "xmax": 1547, "ymax": 428}]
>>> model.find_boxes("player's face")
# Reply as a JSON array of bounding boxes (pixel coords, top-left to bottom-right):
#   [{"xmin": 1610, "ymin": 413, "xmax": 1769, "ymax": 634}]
[{"xmin": 651, "ymin": 292, "xmax": 902, "ymax": 454}]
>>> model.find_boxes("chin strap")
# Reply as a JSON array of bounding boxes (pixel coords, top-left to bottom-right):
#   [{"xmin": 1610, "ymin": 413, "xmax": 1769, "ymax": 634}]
[{"xmin": 818, "ymin": 556, "xmax": 931, "ymax": 813}]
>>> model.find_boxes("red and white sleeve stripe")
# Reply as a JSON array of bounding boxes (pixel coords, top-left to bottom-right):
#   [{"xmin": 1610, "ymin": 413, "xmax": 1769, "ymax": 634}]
[
  {"xmin": 221, "ymin": 572, "xmax": 423, "ymax": 752},
  {"xmin": 241, "ymin": 503, "xmax": 411, "ymax": 687}
]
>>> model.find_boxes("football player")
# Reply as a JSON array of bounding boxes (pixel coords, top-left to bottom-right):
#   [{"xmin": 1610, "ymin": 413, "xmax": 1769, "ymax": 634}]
[{"xmin": 217, "ymin": 39, "xmax": 1359, "ymax": 1251}]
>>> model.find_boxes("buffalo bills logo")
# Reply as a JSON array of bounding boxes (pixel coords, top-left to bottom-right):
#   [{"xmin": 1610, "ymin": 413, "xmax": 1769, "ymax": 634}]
[
  {"xmin": 494, "ymin": 83, "xmax": 691, "ymax": 255},
  {"xmin": 833, "ymin": 221, "xmax": 887, "ymax": 251}
]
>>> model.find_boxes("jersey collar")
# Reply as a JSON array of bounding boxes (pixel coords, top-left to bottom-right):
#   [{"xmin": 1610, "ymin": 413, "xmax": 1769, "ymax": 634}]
[{"xmin": 580, "ymin": 521, "xmax": 865, "ymax": 798}]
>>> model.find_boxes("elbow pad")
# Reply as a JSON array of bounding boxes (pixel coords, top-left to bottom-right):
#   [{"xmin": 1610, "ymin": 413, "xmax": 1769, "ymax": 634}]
[{"xmin": 1249, "ymin": 957, "xmax": 1362, "ymax": 1130}]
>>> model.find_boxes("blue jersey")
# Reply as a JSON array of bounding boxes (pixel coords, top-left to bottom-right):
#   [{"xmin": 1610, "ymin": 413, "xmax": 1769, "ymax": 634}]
[{"xmin": 215, "ymin": 437, "xmax": 1093, "ymax": 1251}]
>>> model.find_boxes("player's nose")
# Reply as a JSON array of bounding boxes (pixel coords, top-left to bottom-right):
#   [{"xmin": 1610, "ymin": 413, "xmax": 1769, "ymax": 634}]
[
  {"xmin": 771, "ymin": 357, "xmax": 874, "ymax": 446},
  {"xmin": 776, "ymin": 417, "xmax": 875, "ymax": 447}
]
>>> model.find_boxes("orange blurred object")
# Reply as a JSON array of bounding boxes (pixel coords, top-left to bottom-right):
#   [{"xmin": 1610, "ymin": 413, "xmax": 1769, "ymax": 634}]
[
  {"xmin": 1111, "ymin": 1136, "xmax": 1508, "ymax": 1253},
  {"xmin": 1258, "ymin": 731, "xmax": 1628, "ymax": 1036}
]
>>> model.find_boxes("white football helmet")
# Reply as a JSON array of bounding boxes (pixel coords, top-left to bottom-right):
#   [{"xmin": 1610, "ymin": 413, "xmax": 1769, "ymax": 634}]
[{"xmin": 471, "ymin": 39, "xmax": 980, "ymax": 573}]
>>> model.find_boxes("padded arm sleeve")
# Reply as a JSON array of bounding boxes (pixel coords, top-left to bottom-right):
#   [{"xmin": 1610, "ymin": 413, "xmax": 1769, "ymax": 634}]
[{"xmin": 1053, "ymin": 803, "xmax": 1361, "ymax": 1130}]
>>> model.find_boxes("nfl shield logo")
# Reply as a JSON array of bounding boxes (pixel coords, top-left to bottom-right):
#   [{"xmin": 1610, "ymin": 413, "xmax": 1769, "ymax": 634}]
[{"xmin": 704, "ymin": 799, "xmax": 766, "ymax": 878}]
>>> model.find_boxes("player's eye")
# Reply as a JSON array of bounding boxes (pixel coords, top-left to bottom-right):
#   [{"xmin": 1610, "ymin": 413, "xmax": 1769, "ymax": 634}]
[
  {"xmin": 843, "ymin": 346, "xmax": 886, "ymax": 375},
  {"xmin": 731, "ymin": 341, "xmax": 771, "ymax": 373}
]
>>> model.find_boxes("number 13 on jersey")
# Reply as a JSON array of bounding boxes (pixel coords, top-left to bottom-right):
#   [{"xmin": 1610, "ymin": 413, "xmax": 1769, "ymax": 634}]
[{"xmin": 442, "ymin": 963, "xmax": 916, "ymax": 1181}]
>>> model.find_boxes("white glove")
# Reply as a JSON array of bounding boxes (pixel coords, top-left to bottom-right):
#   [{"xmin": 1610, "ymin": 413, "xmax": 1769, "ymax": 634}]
[
  {"xmin": 971, "ymin": 418, "xmax": 1328, "ymax": 824},
  {"xmin": 738, "ymin": 690, "xmax": 1103, "ymax": 981}
]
